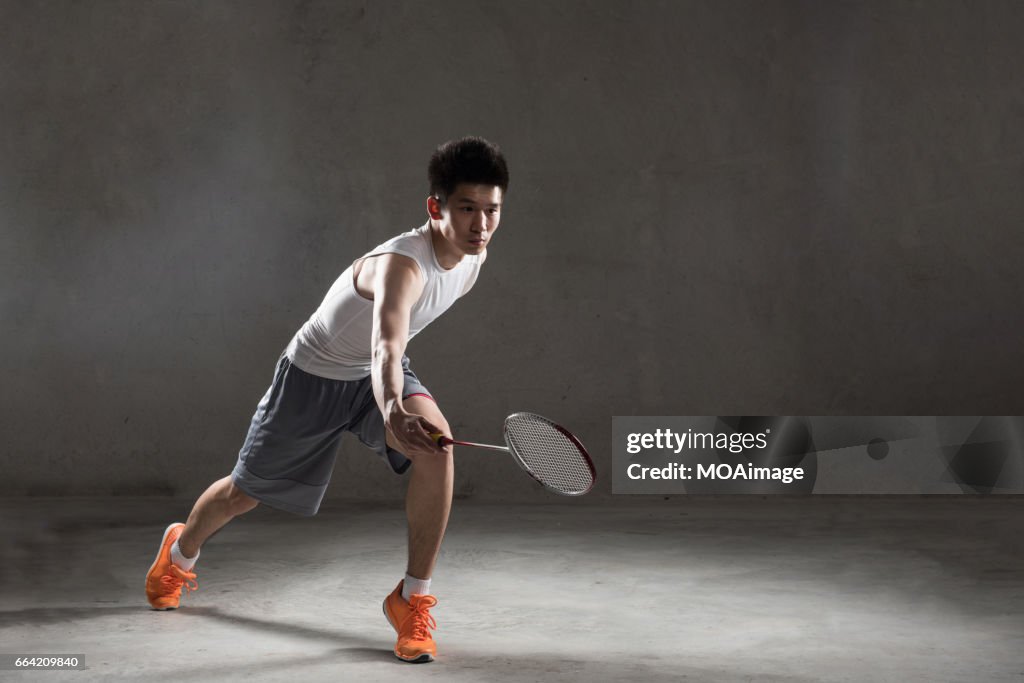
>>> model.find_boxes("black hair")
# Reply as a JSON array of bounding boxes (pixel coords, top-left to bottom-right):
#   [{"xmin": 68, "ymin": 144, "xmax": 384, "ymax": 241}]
[{"xmin": 428, "ymin": 136, "xmax": 509, "ymax": 205}]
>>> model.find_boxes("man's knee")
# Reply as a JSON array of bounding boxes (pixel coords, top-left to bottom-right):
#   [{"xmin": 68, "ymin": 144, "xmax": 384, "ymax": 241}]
[
  {"xmin": 413, "ymin": 447, "xmax": 454, "ymax": 471},
  {"xmin": 401, "ymin": 395, "xmax": 455, "ymax": 468},
  {"xmin": 408, "ymin": 438, "xmax": 455, "ymax": 481}
]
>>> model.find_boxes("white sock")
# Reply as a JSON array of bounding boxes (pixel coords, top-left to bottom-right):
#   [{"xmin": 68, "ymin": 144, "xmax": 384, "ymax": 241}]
[
  {"xmin": 170, "ymin": 539, "xmax": 199, "ymax": 571},
  {"xmin": 402, "ymin": 574, "xmax": 431, "ymax": 601}
]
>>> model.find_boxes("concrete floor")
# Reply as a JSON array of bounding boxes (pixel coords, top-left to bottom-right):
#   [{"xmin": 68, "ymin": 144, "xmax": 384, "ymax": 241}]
[{"xmin": 0, "ymin": 497, "xmax": 1022, "ymax": 682}]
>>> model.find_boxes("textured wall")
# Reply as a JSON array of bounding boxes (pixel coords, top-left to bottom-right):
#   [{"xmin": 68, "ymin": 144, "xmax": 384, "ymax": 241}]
[{"xmin": 2, "ymin": 1, "xmax": 1023, "ymax": 502}]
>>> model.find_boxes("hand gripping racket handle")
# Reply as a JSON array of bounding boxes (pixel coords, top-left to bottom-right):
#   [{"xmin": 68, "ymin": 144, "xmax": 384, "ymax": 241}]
[{"xmin": 430, "ymin": 432, "xmax": 510, "ymax": 453}]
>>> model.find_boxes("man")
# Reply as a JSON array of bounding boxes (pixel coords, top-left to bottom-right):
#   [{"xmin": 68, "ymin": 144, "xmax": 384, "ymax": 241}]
[{"xmin": 144, "ymin": 137, "xmax": 509, "ymax": 664}]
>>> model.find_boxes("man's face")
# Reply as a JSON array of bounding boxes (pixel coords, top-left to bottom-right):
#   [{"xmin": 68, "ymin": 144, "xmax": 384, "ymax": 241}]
[{"xmin": 433, "ymin": 183, "xmax": 503, "ymax": 256}]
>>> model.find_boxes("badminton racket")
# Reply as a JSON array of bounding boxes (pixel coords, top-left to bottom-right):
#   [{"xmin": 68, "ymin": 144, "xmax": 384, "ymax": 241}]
[{"xmin": 432, "ymin": 412, "xmax": 596, "ymax": 496}]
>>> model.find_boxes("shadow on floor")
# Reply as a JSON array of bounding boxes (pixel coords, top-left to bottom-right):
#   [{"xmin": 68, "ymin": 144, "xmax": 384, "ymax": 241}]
[{"xmin": 0, "ymin": 604, "xmax": 819, "ymax": 682}]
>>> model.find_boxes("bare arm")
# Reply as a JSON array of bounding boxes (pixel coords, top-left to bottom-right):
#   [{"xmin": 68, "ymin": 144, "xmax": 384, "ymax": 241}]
[{"xmin": 370, "ymin": 253, "xmax": 446, "ymax": 459}]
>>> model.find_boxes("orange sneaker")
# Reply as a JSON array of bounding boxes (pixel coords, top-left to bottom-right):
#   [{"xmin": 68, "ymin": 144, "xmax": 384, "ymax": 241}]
[
  {"xmin": 145, "ymin": 522, "xmax": 198, "ymax": 610},
  {"xmin": 382, "ymin": 581, "xmax": 438, "ymax": 663}
]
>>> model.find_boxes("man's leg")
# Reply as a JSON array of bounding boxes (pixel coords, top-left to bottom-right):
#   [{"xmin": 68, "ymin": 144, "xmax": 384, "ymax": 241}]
[
  {"xmin": 178, "ymin": 475, "xmax": 260, "ymax": 558},
  {"xmin": 382, "ymin": 394, "xmax": 452, "ymax": 663},
  {"xmin": 393, "ymin": 395, "xmax": 454, "ymax": 581},
  {"xmin": 146, "ymin": 475, "xmax": 258, "ymax": 609}
]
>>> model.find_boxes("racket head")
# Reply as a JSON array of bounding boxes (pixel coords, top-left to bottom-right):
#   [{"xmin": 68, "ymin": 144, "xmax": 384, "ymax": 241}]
[{"xmin": 502, "ymin": 412, "xmax": 596, "ymax": 496}]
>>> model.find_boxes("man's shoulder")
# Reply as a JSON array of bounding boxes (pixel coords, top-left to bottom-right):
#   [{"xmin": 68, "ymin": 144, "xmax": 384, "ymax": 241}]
[
  {"xmin": 378, "ymin": 251, "xmax": 422, "ymax": 272},
  {"xmin": 385, "ymin": 222, "xmax": 430, "ymax": 246},
  {"xmin": 373, "ymin": 224, "xmax": 430, "ymax": 258}
]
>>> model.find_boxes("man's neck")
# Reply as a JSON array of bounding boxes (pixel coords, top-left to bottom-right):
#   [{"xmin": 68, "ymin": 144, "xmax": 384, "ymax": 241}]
[{"xmin": 429, "ymin": 222, "xmax": 464, "ymax": 270}]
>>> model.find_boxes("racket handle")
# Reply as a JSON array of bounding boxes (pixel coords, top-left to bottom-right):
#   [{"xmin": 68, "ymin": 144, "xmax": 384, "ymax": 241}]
[{"xmin": 429, "ymin": 432, "xmax": 453, "ymax": 448}]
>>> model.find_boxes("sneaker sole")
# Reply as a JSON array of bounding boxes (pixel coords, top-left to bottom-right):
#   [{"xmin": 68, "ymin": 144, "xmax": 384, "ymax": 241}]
[
  {"xmin": 396, "ymin": 652, "xmax": 434, "ymax": 664},
  {"xmin": 146, "ymin": 522, "xmax": 184, "ymax": 610},
  {"xmin": 382, "ymin": 598, "xmax": 434, "ymax": 663}
]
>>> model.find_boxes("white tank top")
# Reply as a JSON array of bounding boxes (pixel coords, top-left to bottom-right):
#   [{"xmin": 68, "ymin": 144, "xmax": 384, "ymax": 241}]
[{"xmin": 285, "ymin": 222, "xmax": 482, "ymax": 380}]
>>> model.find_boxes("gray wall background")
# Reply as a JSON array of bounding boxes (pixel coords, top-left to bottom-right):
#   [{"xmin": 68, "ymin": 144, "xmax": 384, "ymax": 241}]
[{"xmin": 2, "ymin": 0, "xmax": 1022, "ymax": 502}]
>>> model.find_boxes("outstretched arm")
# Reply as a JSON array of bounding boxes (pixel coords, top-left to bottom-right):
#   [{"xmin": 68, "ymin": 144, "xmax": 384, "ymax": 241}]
[{"xmin": 370, "ymin": 253, "xmax": 447, "ymax": 459}]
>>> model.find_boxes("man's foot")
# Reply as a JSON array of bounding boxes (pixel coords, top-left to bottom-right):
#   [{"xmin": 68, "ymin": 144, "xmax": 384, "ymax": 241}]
[
  {"xmin": 145, "ymin": 522, "xmax": 198, "ymax": 610},
  {"xmin": 382, "ymin": 581, "xmax": 438, "ymax": 663}
]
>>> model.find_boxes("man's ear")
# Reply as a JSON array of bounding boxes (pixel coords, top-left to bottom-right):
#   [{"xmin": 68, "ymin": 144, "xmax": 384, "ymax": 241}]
[{"xmin": 426, "ymin": 195, "xmax": 444, "ymax": 220}]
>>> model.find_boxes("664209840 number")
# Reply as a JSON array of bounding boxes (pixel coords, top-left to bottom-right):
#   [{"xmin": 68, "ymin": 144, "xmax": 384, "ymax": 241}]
[{"xmin": 14, "ymin": 656, "xmax": 80, "ymax": 668}]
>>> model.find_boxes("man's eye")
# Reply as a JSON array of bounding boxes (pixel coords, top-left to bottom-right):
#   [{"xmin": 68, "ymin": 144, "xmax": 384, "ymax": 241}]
[{"xmin": 487, "ymin": 209, "xmax": 499, "ymax": 215}]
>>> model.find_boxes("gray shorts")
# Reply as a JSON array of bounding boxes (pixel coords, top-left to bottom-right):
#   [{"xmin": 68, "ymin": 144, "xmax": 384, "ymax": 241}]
[{"xmin": 230, "ymin": 353, "xmax": 433, "ymax": 517}]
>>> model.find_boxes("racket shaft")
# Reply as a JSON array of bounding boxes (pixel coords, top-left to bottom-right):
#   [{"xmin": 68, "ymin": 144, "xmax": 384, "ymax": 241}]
[{"xmin": 442, "ymin": 437, "xmax": 509, "ymax": 453}]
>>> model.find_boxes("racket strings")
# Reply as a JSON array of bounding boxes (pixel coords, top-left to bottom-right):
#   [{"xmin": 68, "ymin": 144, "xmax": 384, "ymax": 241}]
[{"xmin": 504, "ymin": 414, "xmax": 593, "ymax": 495}]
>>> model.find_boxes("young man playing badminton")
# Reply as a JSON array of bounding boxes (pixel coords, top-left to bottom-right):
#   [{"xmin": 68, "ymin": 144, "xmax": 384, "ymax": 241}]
[{"xmin": 145, "ymin": 136, "xmax": 508, "ymax": 664}]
